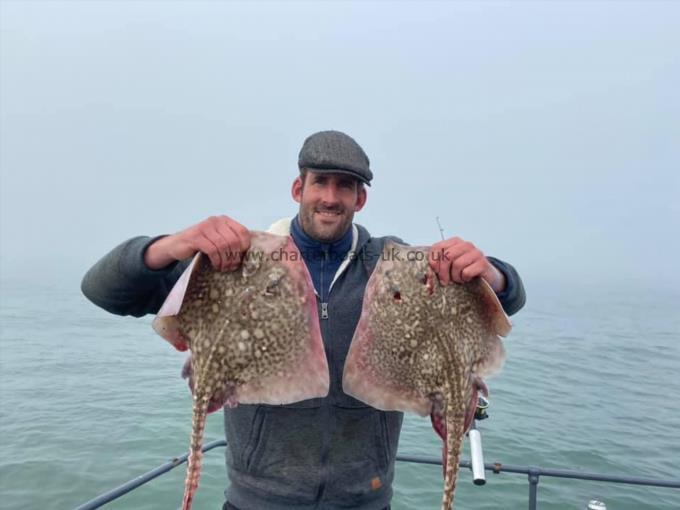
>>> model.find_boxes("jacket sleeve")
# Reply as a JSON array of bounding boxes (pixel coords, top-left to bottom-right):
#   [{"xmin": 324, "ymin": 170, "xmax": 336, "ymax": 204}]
[
  {"xmin": 81, "ymin": 236, "xmax": 190, "ymax": 317},
  {"xmin": 487, "ymin": 257, "xmax": 526, "ymax": 316}
]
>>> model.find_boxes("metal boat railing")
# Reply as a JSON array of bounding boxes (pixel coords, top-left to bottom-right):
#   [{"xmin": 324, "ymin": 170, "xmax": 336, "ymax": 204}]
[{"xmin": 74, "ymin": 439, "xmax": 680, "ymax": 510}]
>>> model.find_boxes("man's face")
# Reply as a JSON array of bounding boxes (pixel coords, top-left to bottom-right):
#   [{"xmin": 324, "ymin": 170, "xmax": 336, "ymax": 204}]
[{"xmin": 291, "ymin": 171, "xmax": 367, "ymax": 242}]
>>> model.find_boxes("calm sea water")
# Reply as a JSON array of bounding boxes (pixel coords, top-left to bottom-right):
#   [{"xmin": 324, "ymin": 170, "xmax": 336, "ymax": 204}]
[{"xmin": 1, "ymin": 274, "xmax": 679, "ymax": 510}]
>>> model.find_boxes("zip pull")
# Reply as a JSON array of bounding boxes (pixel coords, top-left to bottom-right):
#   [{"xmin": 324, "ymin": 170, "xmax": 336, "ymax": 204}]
[{"xmin": 321, "ymin": 302, "xmax": 329, "ymax": 320}]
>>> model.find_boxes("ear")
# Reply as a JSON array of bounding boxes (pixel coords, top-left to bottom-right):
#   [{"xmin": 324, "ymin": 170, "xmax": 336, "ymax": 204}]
[
  {"xmin": 354, "ymin": 186, "xmax": 367, "ymax": 212},
  {"xmin": 291, "ymin": 176, "xmax": 303, "ymax": 204}
]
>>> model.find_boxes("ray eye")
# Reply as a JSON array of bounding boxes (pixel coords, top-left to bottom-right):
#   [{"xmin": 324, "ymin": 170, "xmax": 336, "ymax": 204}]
[
  {"xmin": 264, "ymin": 274, "xmax": 282, "ymax": 296},
  {"xmin": 393, "ymin": 291, "xmax": 401, "ymax": 301}
]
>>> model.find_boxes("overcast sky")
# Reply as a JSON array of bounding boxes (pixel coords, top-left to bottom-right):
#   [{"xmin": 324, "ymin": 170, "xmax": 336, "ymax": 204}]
[{"xmin": 1, "ymin": 1, "xmax": 678, "ymax": 291}]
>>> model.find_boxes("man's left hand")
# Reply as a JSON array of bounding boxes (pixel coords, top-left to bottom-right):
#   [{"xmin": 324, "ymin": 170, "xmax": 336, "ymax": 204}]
[{"xmin": 428, "ymin": 237, "xmax": 506, "ymax": 293}]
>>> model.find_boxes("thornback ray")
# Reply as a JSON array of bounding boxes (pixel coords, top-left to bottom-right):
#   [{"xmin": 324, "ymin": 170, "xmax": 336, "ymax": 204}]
[
  {"xmin": 152, "ymin": 232, "xmax": 329, "ymax": 510},
  {"xmin": 343, "ymin": 241, "xmax": 510, "ymax": 510}
]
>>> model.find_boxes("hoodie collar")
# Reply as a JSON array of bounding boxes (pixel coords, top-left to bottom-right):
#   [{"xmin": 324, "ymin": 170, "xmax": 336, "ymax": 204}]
[
  {"xmin": 267, "ymin": 217, "xmax": 370, "ymax": 254},
  {"xmin": 290, "ymin": 215, "xmax": 353, "ymax": 257}
]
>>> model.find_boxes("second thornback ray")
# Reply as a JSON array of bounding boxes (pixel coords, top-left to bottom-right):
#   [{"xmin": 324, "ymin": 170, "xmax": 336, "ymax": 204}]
[{"xmin": 343, "ymin": 241, "xmax": 510, "ymax": 510}]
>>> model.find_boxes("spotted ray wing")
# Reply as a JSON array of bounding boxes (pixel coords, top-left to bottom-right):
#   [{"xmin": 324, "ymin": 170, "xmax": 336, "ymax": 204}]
[
  {"xmin": 153, "ymin": 232, "xmax": 329, "ymax": 510},
  {"xmin": 343, "ymin": 241, "xmax": 510, "ymax": 510}
]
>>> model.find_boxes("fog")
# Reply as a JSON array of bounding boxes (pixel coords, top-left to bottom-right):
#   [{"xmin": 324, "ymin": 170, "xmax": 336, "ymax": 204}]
[{"xmin": 1, "ymin": 1, "xmax": 678, "ymax": 292}]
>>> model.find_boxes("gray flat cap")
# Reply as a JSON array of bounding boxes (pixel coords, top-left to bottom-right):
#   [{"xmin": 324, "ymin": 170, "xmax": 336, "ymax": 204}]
[{"xmin": 298, "ymin": 130, "xmax": 373, "ymax": 185}]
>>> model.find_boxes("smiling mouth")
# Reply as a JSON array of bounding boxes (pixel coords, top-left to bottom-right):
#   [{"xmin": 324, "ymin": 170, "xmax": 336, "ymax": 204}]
[{"xmin": 315, "ymin": 210, "xmax": 342, "ymax": 218}]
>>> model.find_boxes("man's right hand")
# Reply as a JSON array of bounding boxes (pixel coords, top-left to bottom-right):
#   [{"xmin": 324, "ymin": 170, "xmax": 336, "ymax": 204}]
[{"xmin": 144, "ymin": 216, "xmax": 251, "ymax": 272}]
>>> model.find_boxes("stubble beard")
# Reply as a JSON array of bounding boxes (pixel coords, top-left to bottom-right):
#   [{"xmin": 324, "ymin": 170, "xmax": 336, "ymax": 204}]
[{"xmin": 298, "ymin": 204, "xmax": 353, "ymax": 243}]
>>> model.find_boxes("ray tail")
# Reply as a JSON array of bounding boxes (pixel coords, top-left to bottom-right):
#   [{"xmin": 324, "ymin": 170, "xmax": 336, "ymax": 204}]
[
  {"xmin": 181, "ymin": 393, "xmax": 210, "ymax": 510},
  {"xmin": 441, "ymin": 386, "xmax": 466, "ymax": 510}
]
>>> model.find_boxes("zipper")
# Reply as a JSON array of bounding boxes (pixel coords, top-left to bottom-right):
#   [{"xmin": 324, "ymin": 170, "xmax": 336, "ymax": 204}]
[
  {"xmin": 316, "ymin": 246, "xmax": 332, "ymax": 505},
  {"xmin": 320, "ymin": 247, "xmax": 330, "ymax": 320}
]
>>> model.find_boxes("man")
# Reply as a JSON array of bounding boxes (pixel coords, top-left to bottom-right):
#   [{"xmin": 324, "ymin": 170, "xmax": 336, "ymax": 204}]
[{"xmin": 81, "ymin": 130, "xmax": 525, "ymax": 510}]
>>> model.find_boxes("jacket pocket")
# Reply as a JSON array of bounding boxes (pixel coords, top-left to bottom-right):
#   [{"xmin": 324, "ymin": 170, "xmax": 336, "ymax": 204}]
[
  {"xmin": 234, "ymin": 405, "xmax": 325, "ymax": 503},
  {"xmin": 324, "ymin": 406, "xmax": 391, "ymax": 505}
]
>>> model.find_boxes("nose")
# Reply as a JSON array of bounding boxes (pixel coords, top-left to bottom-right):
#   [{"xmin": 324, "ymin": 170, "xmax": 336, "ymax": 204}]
[{"xmin": 319, "ymin": 182, "xmax": 341, "ymax": 206}]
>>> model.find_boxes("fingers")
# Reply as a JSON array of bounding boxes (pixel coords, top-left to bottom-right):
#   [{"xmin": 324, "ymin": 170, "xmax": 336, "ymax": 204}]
[
  {"xmin": 460, "ymin": 259, "xmax": 487, "ymax": 282},
  {"xmin": 193, "ymin": 230, "xmax": 225, "ymax": 271},
  {"xmin": 227, "ymin": 218, "xmax": 251, "ymax": 254},
  {"xmin": 221, "ymin": 218, "xmax": 251, "ymax": 271},
  {"xmin": 175, "ymin": 215, "xmax": 251, "ymax": 271},
  {"xmin": 429, "ymin": 237, "xmax": 461, "ymax": 285},
  {"xmin": 201, "ymin": 216, "xmax": 252, "ymax": 271},
  {"xmin": 428, "ymin": 247, "xmax": 443, "ymax": 284},
  {"xmin": 202, "ymin": 223, "xmax": 233, "ymax": 272},
  {"xmin": 429, "ymin": 238, "xmax": 462, "ymax": 285},
  {"xmin": 429, "ymin": 237, "xmax": 488, "ymax": 285}
]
